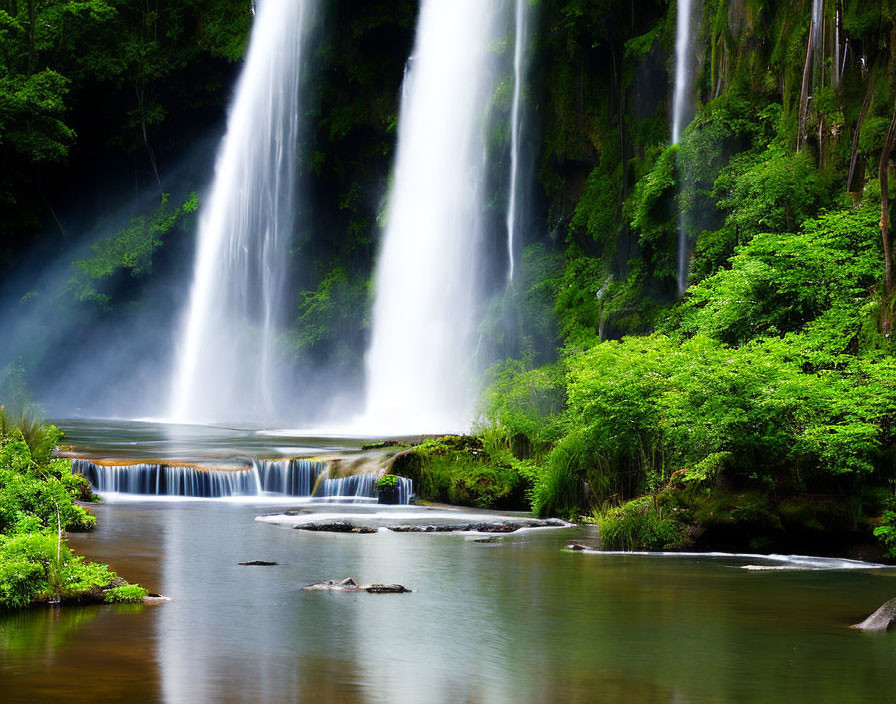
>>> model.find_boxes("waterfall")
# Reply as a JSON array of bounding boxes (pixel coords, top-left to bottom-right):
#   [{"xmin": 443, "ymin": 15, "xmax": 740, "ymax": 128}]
[
  {"xmin": 673, "ymin": 0, "xmax": 699, "ymax": 295},
  {"xmin": 168, "ymin": 0, "xmax": 316, "ymax": 424},
  {"xmin": 361, "ymin": 0, "xmax": 505, "ymax": 434},
  {"xmin": 74, "ymin": 458, "xmax": 413, "ymax": 502},
  {"xmin": 671, "ymin": 0, "xmax": 697, "ymax": 145},
  {"xmin": 506, "ymin": 0, "xmax": 529, "ymax": 284}
]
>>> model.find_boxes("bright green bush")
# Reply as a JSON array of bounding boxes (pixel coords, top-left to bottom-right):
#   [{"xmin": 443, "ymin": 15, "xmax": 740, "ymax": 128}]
[
  {"xmin": 376, "ymin": 474, "xmax": 398, "ymax": 489},
  {"xmin": 873, "ymin": 511, "xmax": 896, "ymax": 560},
  {"xmin": 104, "ymin": 585, "xmax": 149, "ymax": 604},
  {"xmin": 0, "ymin": 406, "xmax": 143, "ymax": 609},
  {"xmin": 590, "ymin": 497, "xmax": 688, "ymax": 551}
]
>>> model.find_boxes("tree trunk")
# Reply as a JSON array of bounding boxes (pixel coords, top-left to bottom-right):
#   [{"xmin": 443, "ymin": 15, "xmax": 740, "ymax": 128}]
[{"xmin": 879, "ymin": 105, "xmax": 896, "ymax": 298}]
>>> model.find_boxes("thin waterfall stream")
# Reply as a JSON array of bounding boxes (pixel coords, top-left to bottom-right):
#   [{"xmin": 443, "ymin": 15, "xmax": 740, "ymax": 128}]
[
  {"xmin": 673, "ymin": 0, "xmax": 698, "ymax": 295},
  {"xmin": 506, "ymin": 0, "xmax": 529, "ymax": 284}
]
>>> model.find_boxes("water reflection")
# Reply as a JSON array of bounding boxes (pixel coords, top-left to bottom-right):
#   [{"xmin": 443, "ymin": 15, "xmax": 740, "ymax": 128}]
[{"xmin": 4, "ymin": 503, "xmax": 896, "ymax": 703}]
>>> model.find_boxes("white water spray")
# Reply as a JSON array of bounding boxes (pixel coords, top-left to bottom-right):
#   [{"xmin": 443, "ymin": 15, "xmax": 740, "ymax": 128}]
[
  {"xmin": 506, "ymin": 0, "xmax": 529, "ymax": 284},
  {"xmin": 169, "ymin": 0, "xmax": 315, "ymax": 424},
  {"xmin": 673, "ymin": 0, "xmax": 698, "ymax": 295},
  {"xmin": 360, "ymin": 0, "xmax": 505, "ymax": 434}
]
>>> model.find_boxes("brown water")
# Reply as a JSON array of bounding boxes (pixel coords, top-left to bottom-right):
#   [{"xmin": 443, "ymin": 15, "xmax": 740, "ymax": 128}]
[{"xmin": 1, "ymin": 501, "xmax": 895, "ymax": 703}]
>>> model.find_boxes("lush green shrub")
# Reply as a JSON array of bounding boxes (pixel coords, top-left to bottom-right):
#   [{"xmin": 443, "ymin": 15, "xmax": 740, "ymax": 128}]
[
  {"xmin": 873, "ymin": 511, "xmax": 896, "ymax": 560},
  {"xmin": 590, "ymin": 497, "xmax": 688, "ymax": 551},
  {"xmin": 0, "ymin": 406, "xmax": 144, "ymax": 609},
  {"xmin": 376, "ymin": 474, "xmax": 398, "ymax": 489},
  {"xmin": 104, "ymin": 585, "xmax": 149, "ymax": 604}
]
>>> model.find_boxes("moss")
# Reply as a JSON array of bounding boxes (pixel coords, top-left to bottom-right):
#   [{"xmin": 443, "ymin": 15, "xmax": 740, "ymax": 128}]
[
  {"xmin": 389, "ymin": 436, "xmax": 527, "ymax": 510},
  {"xmin": 104, "ymin": 585, "xmax": 149, "ymax": 604}
]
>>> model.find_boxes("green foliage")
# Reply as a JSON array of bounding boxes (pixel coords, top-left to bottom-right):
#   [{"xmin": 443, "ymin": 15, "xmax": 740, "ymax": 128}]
[
  {"xmin": 874, "ymin": 511, "xmax": 896, "ymax": 559},
  {"xmin": 481, "ymin": 360, "xmax": 565, "ymax": 451},
  {"xmin": 68, "ymin": 193, "xmax": 198, "ymax": 309},
  {"xmin": 104, "ymin": 584, "xmax": 148, "ymax": 604},
  {"xmin": 390, "ymin": 436, "xmax": 526, "ymax": 510},
  {"xmin": 0, "ymin": 402, "xmax": 144, "ymax": 609},
  {"xmin": 677, "ymin": 199, "xmax": 881, "ymax": 345},
  {"xmin": 292, "ymin": 266, "xmax": 368, "ymax": 369},
  {"xmin": 589, "ymin": 497, "xmax": 687, "ymax": 551},
  {"xmin": 376, "ymin": 474, "xmax": 398, "ymax": 489}
]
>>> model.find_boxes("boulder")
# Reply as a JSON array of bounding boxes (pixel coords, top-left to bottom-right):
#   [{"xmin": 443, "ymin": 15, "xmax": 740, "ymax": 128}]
[
  {"xmin": 852, "ymin": 598, "xmax": 896, "ymax": 632},
  {"xmin": 364, "ymin": 584, "xmax": 410, "ymax": 594}
]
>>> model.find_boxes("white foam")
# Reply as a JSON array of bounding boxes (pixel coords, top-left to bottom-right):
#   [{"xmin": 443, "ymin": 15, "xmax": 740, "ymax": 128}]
[{"xmin": 568, "ymin": 548, "xmax": 889, "ymax": 570}]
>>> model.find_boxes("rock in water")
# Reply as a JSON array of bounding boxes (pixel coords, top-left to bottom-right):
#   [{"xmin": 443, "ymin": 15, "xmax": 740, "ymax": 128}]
[
  {"xmin": 301, "ymin": 578, "xmax": 410, "ymax": 593},
  {"xmin": 238, "ymin": 560, "xmax": 278, "ymax": 566},
  {"xmin": 364, "ymin": 584, "xmax": 410, "ymax": 594},
  {"xmin": 303, "ymin": 578, "xmax": 359, "ymax": 591},
  {"xmin": 852, "ymin": 598, "xmax": 896, "ymax": 631},
  {"xmin": 294, "ymin": 522, "xmax": 378, "ymax": 534}
]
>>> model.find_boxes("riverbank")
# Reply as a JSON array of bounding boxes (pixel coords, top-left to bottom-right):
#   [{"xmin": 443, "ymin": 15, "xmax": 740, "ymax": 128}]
[
  {"xmin": 0, "ymin": 412, "xmax": 147, "ymax": 610},
  {"xmin": 384, "ymin": 435, "xmax": 895, "ymax": 563}
]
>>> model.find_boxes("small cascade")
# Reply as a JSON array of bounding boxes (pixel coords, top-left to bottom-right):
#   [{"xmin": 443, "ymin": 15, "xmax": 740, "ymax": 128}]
[
  {"xmin": 255, "ymin": 459, "xmax": 325, "ymax": 496},
  {"xmin": 73, "ymin": 458, "xmax": 413, "ymax": 503},
  {"xmin": 73, "ymin": 459, "xmax": 259, "ymax": 498},
  {"xmin": 319, "ymin": 473, "xmax": 378, "ymax": 501}
]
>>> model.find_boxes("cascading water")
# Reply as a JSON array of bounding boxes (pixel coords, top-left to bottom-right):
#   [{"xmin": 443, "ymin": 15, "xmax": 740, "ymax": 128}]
[
  {"xmin": 673, "ymin": 0, "xmax": 699, "ymax": 295},
  {"xmin": 361, "ymin": 0, "xmax": 505, "ymax": 434},
  {"xmin": 505, "ymin": 0, "xmax": 529, "ymax": 284},
  {"xmin": 74, "ymin": 458, "xmax": 413, "ymax": 502},
  {"xmin": 168, "ymin": 0, "xmax": 316, "ymax": 424}
]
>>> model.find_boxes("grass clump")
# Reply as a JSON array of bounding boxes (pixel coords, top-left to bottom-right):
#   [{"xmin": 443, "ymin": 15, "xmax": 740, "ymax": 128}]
[
  {"xmin": 104, "ymin": 585, "xmax": 149, "ymax": 604},
  {"xmin": 588, "ymin": 497, "xmax": 688, "ymax": 551}
]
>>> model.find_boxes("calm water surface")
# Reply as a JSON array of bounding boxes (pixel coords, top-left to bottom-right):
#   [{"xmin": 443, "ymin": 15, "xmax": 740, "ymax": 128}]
[{"xmin": 1, "ymin": 501, "xmax": 895, "ymax": 703}]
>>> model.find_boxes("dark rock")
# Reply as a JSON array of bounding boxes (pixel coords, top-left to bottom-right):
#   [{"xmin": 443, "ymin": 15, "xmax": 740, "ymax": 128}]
[
  {"xmin": 364, "ymin": 584, "xmax": 410, "ymax": 593},
  {"xmin": 377, "ymin": 485, "xmax": 399, "ymax": 505},
  {"xmin": 238, "ymin": 560, "xmax": 278, "ymax": 566},
  {"xmin": 852, "ymin": 597, "xmax": 896, "ymax": 631},
  {"xmin": 566, "ymin": 543, "xmax": 588, "ymax": 551},
  {"xmin": 294, "ymin": 522, "xmax": 378, "ymax": 534}
]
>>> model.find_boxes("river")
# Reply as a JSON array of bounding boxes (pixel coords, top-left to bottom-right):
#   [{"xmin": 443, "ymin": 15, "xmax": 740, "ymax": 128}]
[{"xmin": 2, "ymin": 498, "xmax": 896, "ymax": 703}]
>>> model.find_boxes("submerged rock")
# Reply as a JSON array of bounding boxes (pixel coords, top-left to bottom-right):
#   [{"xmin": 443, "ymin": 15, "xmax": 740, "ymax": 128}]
[
  {"xmin": 565, "ymin": 543, "xmax": 588, "ymax": 551},
  {"xmin": 238, "ymin": 560, "xmax": 278, "ymax": 566},
  {"xmin": 294, "ymin": 522, "xmax": 378, "ymax": 534},
  {"xmin": 303, "ymin": 577, "xmax": 359, "ymax": 591},
  {"xmin": 302, "ymin": 577, "xmax": 410, "ymax": 593},
  {"xmin": 388, "ymin": 519, "xmax": 568, "ymax": 533},
  {"xmin": 852, "ymin": 598, "xmax": 896, "ymax": 631}
]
